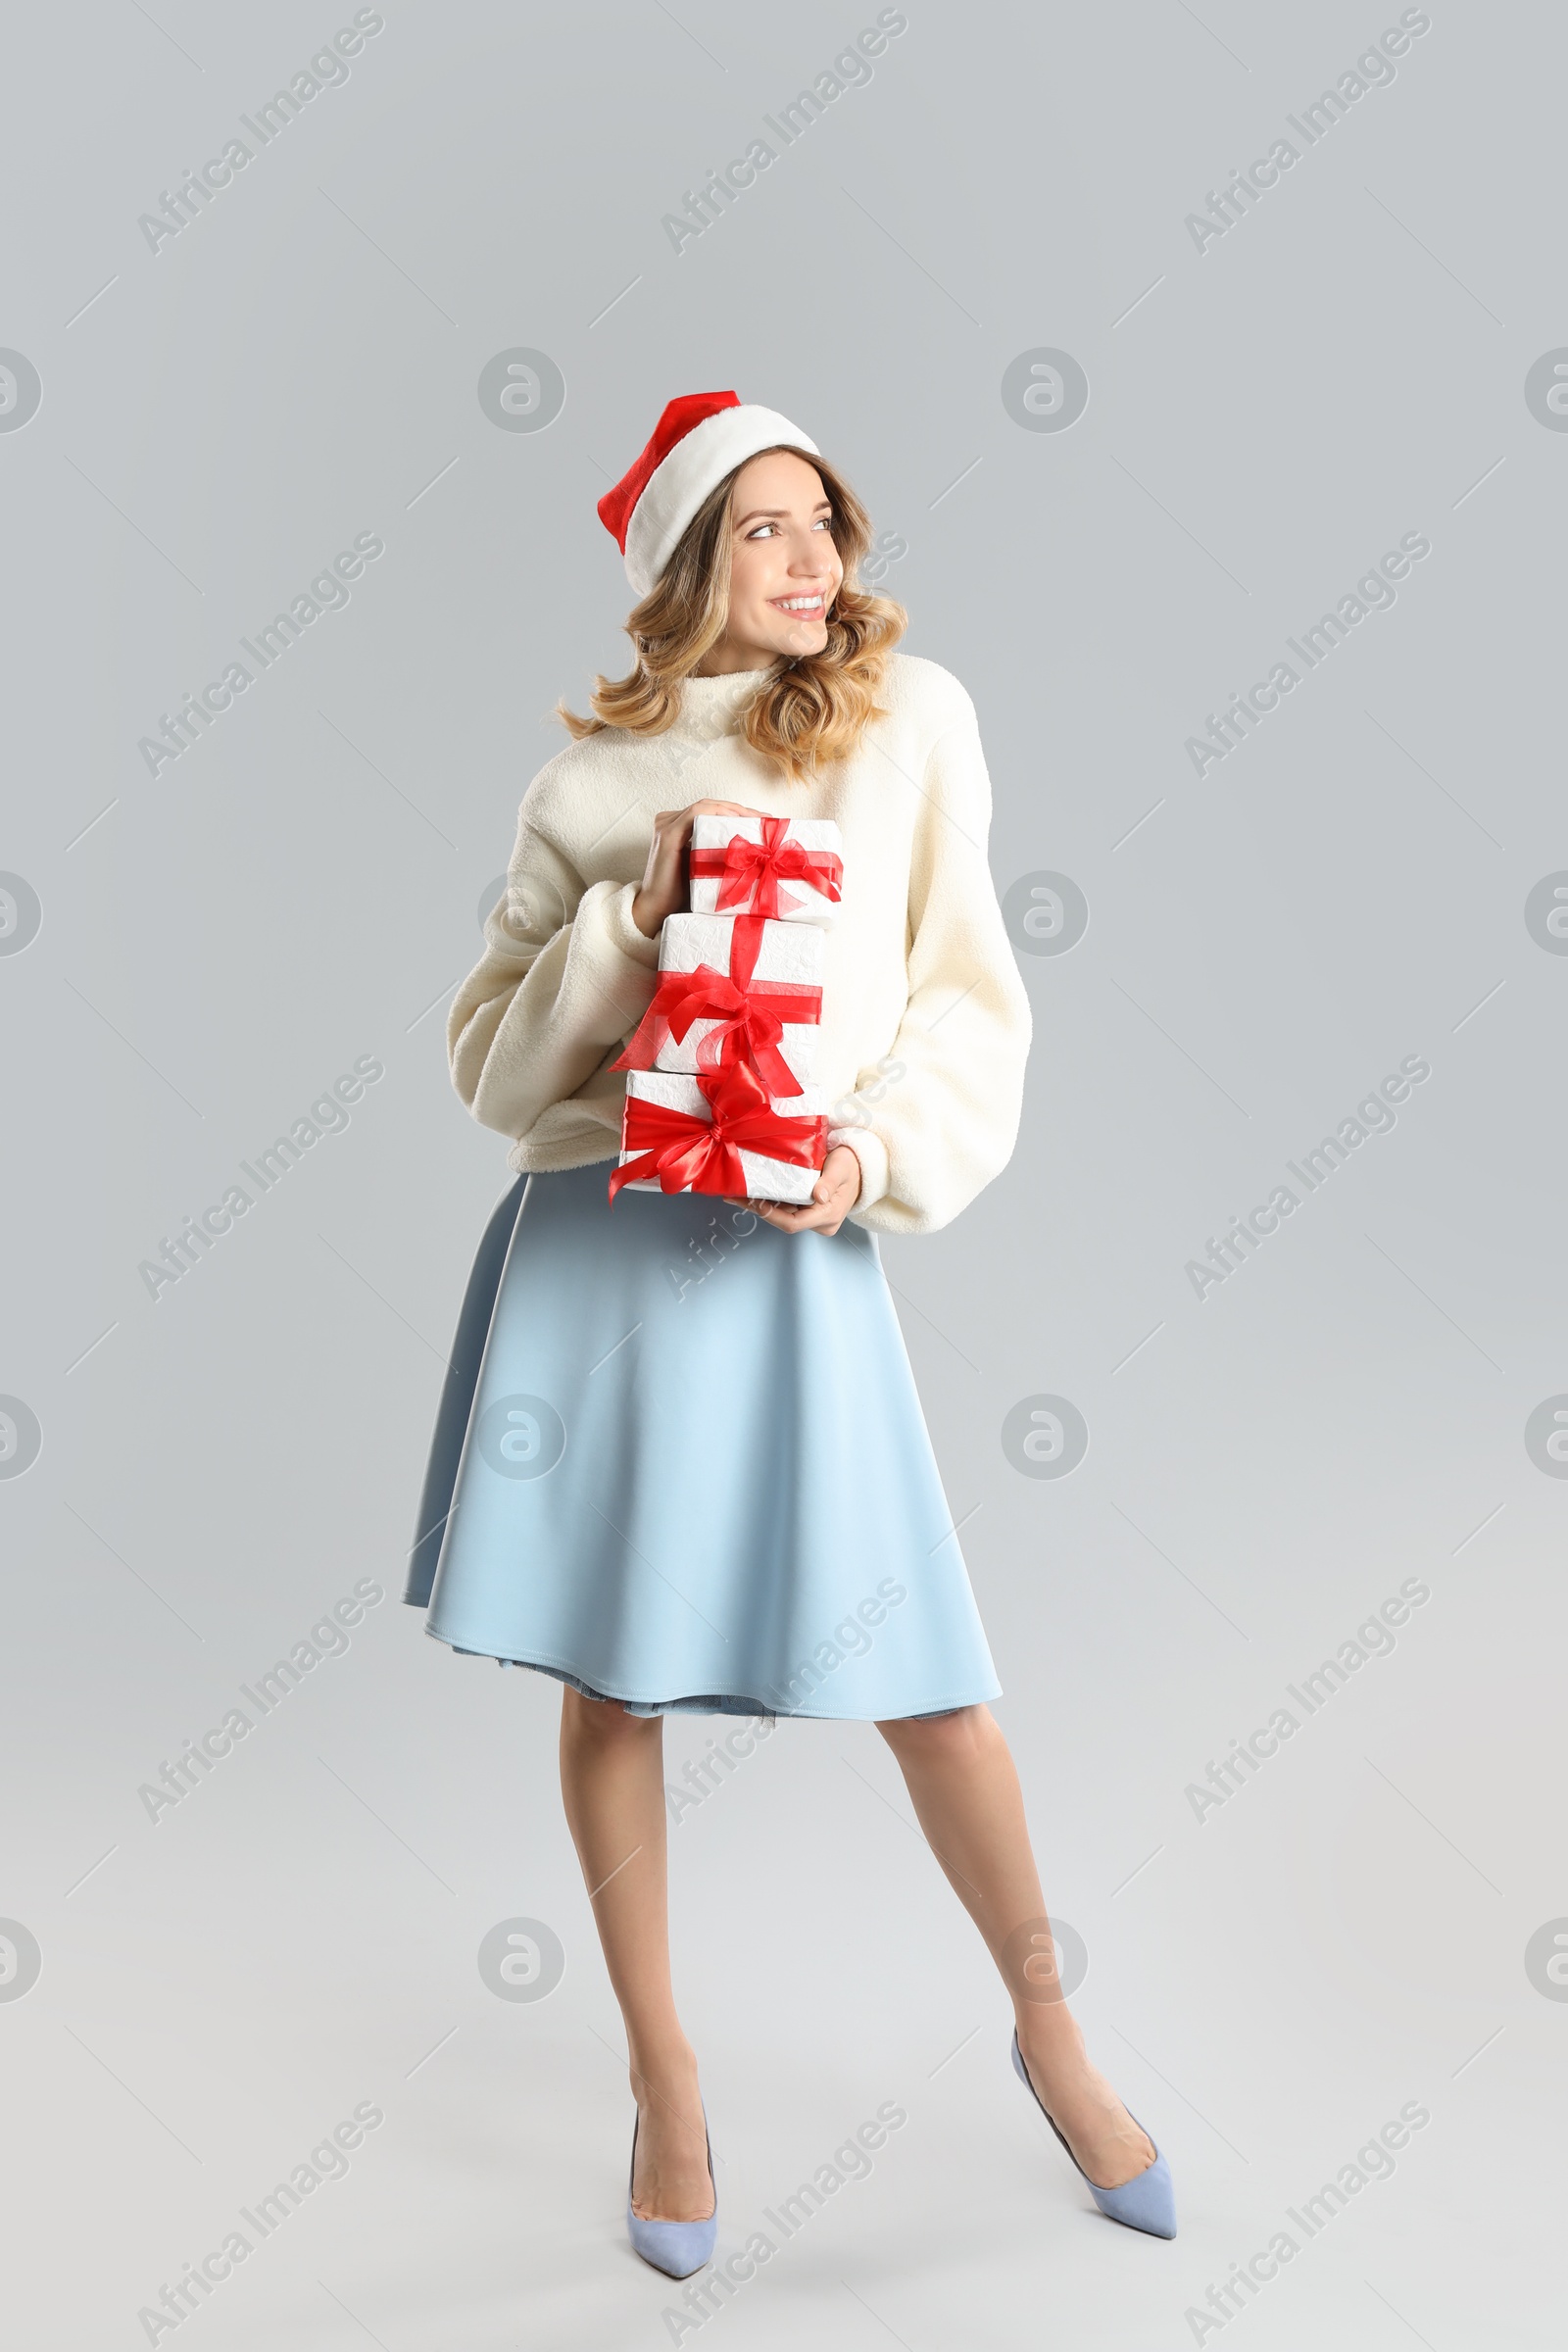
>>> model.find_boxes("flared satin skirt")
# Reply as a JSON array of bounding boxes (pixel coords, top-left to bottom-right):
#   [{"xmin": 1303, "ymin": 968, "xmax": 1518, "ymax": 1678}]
[{"xmin": 404, "ymin": 1162, "xmax": 1001, "ymax": 1720}]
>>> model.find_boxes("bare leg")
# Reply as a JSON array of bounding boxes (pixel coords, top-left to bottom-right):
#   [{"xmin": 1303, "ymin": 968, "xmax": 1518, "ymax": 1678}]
[
  {"xmin": 875, "ymin": 1704, "xmax": 1156, "ymax": 2190},
  {"xmin": 558, "ymin": 1686, "xmax": 712, "ymax": 2222}
]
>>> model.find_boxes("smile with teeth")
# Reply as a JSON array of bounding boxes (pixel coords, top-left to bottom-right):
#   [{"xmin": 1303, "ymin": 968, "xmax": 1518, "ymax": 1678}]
[{"xmin": 771, "ymin": 592, "xmax": 825, "ymax": 613}]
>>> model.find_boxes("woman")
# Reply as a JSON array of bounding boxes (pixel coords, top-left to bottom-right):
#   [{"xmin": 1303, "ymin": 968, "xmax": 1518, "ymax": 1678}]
[{"xmin": 405, "ymin": 391, "xmax": 1175, "ymax": 2274}]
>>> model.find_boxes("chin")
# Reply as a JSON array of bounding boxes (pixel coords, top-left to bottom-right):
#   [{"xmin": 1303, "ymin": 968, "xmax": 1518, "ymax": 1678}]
[{"xmin": 774, "ymin": 622, "xmax": 830, "ymax": 658}]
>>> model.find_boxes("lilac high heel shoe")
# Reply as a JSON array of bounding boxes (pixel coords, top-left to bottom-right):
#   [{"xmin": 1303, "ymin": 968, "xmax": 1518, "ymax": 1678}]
[
  {"xmin": 626, "ymin": 2101, "xmax": 717, "ymax": 2278},
  {"xmin": 1010, "ymin": 2029, "xmax": 1177, "ymax": 2238}
]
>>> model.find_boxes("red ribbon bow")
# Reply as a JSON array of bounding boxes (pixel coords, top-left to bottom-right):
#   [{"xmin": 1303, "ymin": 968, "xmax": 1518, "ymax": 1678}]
[
  {"xmin": 611, "ymin": 968, "xmax": 819, "ymax": 1094},
  {"xmin": 608, "ymin": 1061, "xmax": 827, "ymax": 1204},
  {"xmin": 690, "ymin": 815, "xmax": 843, "ymax": 919},
  {"xmin": 611, "ymin": 914, "xmax": 819, "ymax": 1096}
]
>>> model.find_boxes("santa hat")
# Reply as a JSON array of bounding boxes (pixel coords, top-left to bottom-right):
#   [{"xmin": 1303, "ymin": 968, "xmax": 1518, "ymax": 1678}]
[{"xmin": 598, "ymin": 390, "xmax": 819, "ymax": 598}]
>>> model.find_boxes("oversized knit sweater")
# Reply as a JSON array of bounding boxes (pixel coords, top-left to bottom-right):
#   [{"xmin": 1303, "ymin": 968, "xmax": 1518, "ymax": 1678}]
[{"xmin": 448, "ymin": 651, "xmax": 1031, "ymax": 1236}]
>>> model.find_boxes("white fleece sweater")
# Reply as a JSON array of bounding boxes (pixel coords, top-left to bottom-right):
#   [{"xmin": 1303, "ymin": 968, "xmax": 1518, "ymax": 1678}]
[{"xmin": 449, "ymin": 652, "xmax": 1031, "ymax": 1235}]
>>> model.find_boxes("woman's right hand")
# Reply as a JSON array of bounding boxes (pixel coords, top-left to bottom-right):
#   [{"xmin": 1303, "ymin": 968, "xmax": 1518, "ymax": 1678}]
[{"xmin": 631, "ymin": 799, "xmax": 769, "ymax": 939}]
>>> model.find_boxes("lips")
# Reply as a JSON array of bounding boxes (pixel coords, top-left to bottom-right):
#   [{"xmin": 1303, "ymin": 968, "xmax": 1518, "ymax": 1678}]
[{"xmin": 770, "ymin": 594, "xmax": 825, "ymax": 614}]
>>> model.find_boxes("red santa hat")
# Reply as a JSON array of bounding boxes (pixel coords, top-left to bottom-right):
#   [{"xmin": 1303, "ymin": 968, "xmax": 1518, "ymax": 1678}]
[{"xmin": 598, "ymin": 390, "xmax": 820, "ymax": 598}]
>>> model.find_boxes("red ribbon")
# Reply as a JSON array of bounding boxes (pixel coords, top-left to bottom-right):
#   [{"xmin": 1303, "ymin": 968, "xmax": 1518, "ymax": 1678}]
[
  {"xmin": 608, "ymin": 1062, "xmax": 827, "ymax": 1204},
  {"xmin": 611, "ymin": 967, "xmax": 818, "ymax": 1094},
  {"xmin": 611, "ymin": 913, "xmax": 819, "ymax": 1095},
  {"xmin": 690, "ymin": 815, "xmax": 843, "ymax": 919}
]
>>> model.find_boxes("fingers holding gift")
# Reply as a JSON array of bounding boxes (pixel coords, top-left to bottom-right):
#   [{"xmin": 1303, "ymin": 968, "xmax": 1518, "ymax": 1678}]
[{"xmin": 632, "ymin": 799, "xmax": 776, "ymax": 937}]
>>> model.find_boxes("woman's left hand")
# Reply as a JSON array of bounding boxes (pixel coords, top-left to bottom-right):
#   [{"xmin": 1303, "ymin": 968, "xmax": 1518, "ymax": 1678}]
[{"xmin": 727, "ymin": 1144, "xmax": 862, "ymax": 1238}]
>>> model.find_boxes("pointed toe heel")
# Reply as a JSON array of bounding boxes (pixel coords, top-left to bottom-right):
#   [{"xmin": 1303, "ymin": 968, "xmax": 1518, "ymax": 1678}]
[
  {"xmin": 1010, "ymin": 2029, "xmax": 1177, "ymax": 2239},
  {"xmin": 626, "ymin": 2104, "xmax": 718, "ymax": 2278}
]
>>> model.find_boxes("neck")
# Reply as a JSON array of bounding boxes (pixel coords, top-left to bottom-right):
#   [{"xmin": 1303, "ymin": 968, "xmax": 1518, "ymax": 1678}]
[{"xmin": 691, "ymin": 637, "xmax": 779, "ymax": 678}]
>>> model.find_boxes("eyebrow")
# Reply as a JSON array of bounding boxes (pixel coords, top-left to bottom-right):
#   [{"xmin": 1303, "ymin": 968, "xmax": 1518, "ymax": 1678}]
[{"xmin": 734, "ymin": 500, "xmax": 833, "ymax": 527}]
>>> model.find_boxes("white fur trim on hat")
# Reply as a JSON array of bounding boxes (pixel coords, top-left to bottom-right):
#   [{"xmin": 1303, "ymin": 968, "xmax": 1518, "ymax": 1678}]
[{"xmin": 623, "ymin": 405, "xmax": 820, "ymax": 597}]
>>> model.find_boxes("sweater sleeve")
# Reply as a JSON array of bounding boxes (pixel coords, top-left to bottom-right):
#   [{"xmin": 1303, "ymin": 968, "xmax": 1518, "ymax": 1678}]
[
  {"xmin": 448, "ymin": 794, "xmax": 660, "ymax": 1148},
  {"xmin": 827, "ymin": 690, "xmax": 1032, "ymax": 1235}
]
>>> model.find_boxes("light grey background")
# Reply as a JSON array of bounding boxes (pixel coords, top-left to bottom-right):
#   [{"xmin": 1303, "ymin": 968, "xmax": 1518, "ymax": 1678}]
[{"xmin": 2, "ymin": 2, "xmax": 1562, "ymax": 2344}]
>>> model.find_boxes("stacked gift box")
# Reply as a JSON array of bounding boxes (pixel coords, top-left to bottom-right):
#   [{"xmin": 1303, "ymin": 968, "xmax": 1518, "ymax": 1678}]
[{"xmin": 609, "ymin": 814, "xmax": 843, "ymax": 1203}]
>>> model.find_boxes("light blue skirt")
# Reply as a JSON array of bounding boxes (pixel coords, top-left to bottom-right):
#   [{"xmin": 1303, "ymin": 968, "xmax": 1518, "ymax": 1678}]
[{"xmin": 405, "ymin": 1162, "xmax": 1001, "ymax": 1720}]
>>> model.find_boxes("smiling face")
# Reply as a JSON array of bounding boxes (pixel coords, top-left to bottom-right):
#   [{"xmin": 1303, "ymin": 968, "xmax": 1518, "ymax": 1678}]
[{"xmin": 696, "ymin": 448, "xmax": 845, "ymax": 675}]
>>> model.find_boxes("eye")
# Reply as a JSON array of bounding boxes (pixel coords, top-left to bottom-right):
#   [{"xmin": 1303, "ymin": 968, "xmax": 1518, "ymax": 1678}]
[{"xmin": 745, "ymin": 521, "xmax": 779, "ymax": 540}]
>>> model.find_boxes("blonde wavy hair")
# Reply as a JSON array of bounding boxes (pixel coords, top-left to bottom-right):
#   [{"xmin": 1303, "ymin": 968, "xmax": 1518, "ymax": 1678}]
[{"xmin": 558, "ymin": 448, "xmax": 906, "ymax": 781}]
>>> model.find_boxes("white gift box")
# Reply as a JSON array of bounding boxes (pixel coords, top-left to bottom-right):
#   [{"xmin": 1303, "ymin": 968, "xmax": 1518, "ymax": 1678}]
[
  {"xmin": 689, "ymin": 814, "xmax": 843, "ymax": 925},
  {"xmin": 651, "ymin": 911, "xmax": 823, "ymax": 1086},
  {"xmin": 617, "ymin": 1069, "xmax": 827, "ymax": 1203}
]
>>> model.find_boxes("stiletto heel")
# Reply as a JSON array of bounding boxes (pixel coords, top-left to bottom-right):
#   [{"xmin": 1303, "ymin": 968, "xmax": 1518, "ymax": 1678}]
[
  {"xmin": 626, "ymin": 2100, "xmax": 718, "ymax": 2277},
  {"xmin": 1010, "ymin": 2029, "xmax": 1176, "ymax": 2238}
]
